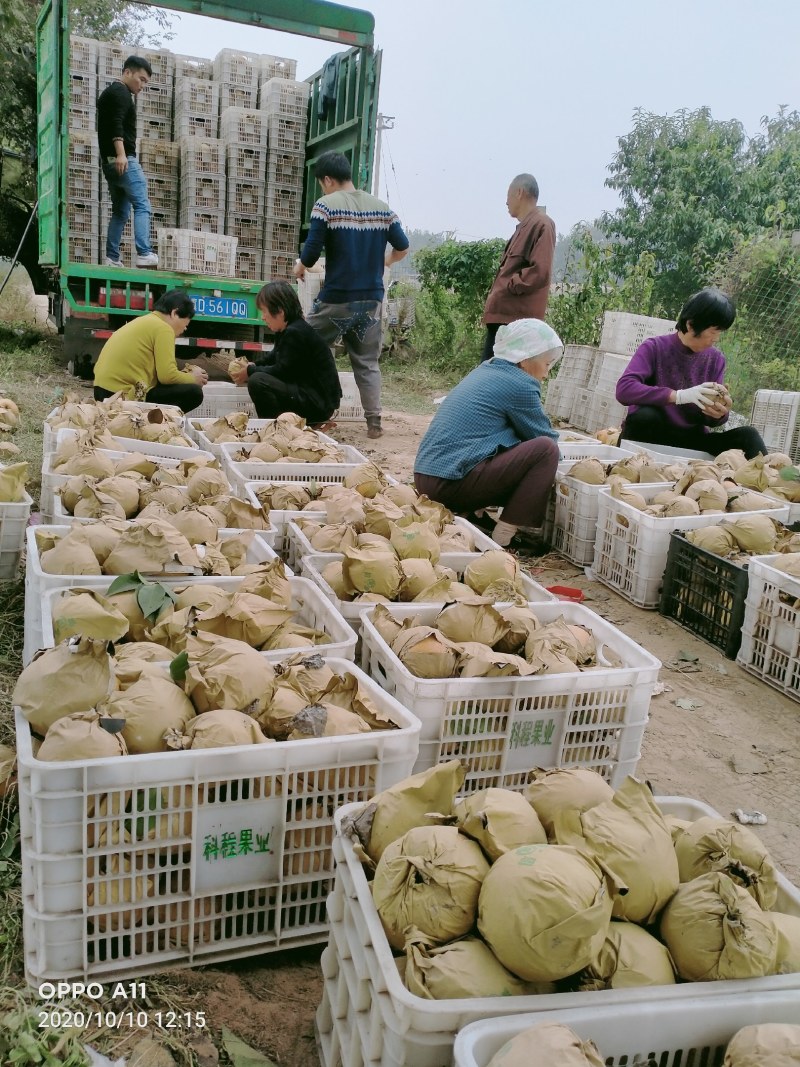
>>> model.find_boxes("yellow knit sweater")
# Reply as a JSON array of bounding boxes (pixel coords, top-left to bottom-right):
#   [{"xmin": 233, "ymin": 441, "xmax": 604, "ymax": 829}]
[{"xmin": 93, "ymin": 313, "xmax": 196, "ymax": 398}]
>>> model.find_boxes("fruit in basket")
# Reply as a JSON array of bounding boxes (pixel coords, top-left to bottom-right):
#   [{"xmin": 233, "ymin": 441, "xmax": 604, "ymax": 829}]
[
  {"xmin": 524, "ymin": 768, "xmax": 614, "ymax": 840},
  {"xmin": 342, "ymin": 545, "xmax": 404, "ymax": 598},
  {"xmin": 660, "ymin": 495, "xmax": 701, "ymax": 517},
  {"xmin": 363, "ymin": 498, "xmax": 405, "ymax": 537},
  {"xmin": 685, "ymin": 479, "xmax": 729, "ymax": 513},
  {"xmin": 0, "ymin": 461, "xmax": 27, "ymax": 502},
  {"xmin": 435, "ymin": 598, "xmax": 510, "ymax": 646},
  {"xmin": 346, "ymin": 759, "xmax": 465, "ymax": 863},
  {"xmin": 404, "ymin": 931, "xmax": 545, "ymax": 999},
  {"xmin": 484, "ymin": 1022, "xmax": 605, "ymax": 1067},
  {"xmin": 36, "ymin": 710, "xmax": 128, "ymax": 761},
  {"xmin": 685, "ymin": 525, "xmax": 738, "ymax": 556},
  {"xmin": 373, "ymin": 825, "xmax": 490, "ymax": 949},
  {"xmin": 286, "ymin": 701, "xmax": 372, "ymax": 740},
  {"xmin": 660, "ymin": 872, "xmax": 778, "ymax": 981},
  {"xmin": 733, "ymin": 455, "xmax": 772, "ymax": 493},
  {"xmin": 715, "ymin": 448, "xmax": 749, "ymax": 472},
  {"xmin": 383, "ymin": 482, "xmax": 419, "ymax": 507},
  {"xmin": 166, "ymin": 503, "xmax": 226, "ymax": 545},
  {"xmin": 138, "ymin": 482, "xmax": 191, "ymax": 513},
  {"xmin": 722, "ymin": 514, "xmax": 780, "ymax": 554},
  {"xmin": 772, "ymin": 911, "xmax": 800, "ymax": 974},
  {"xmin": 553, "ymin": 777, "xmax": 679, "ymax": 925},
  {"xmin": 0, "ymin": 395, "xmax": 20, "ymax": 431},
  {"xmin": 463, "ymin": 550, "xmax": 520, "ymax": 595},
  {"xmin": 455, "ymin": 787, "xmax": 547, "ymax": 861},
  {"xmin": 183, "ymin": 631, "xmax": 276, "ymax": 714},
  {"xmin": 571, "ymin": 920, "xmax": 676, "ymax": 990},
  {"xmin": 608, "ymin": 476, "xmax": 647, "ymax": 511},
  {"xmin": 389, "ymin": 519, "xmax": 442, "ymax": 562},
  {"xmin": 344, "ymin": 461, "xmax": 389, "ymax": 498},
  {"xmin": 14, "ymin": 637, "xmax": 114, "ymax": 733},
  {"xmin": 673, "ymin": 816, "xmax": 778, "ymax": 909},
  {"xmin": 187, "ymin": 465, "xmax": 228, "ymax": 502},
  {"xmin": 51, "ymin": 589, "xmax": 131, "ymax": 644},
  {"xmin": 57, "ymin": 447, "xmax": 116, "ymax": 480},
  {"xmin": 723, "ymin": 1023, "xmax": 800, "ymax": 1065},
  {"xmin": 74, "ymin": 485, "xmax": 129, "ymax": 520},
  {"xmin": 392, "ymin": 626, "xmax": 461, "ymax": 678},
  {"xmin": 398, "ymin": 557, "xmax": 439, "ymax": 599},
  {"xmin": 478, "ymin": 843, "xmax": 616, "ymax": 981},
  {"xmin": 567, "ymin": 457, "xmax": 606, "ymax": 484},
  {"xmin": 102, "ymin": 517, "xmax": 200, "ymax": 574},
  {"xmin": 101, "ymin": 675, "xmax": 195, "ymax": 754},
  {"xmin": 493, "ymin": 604, "xmax": 540, "ymax": 654},
  {"xmin": 456, "ymin": 643, "xmax": 537, "ymax": 678},
  {"xmin": 94, "ymin": 474, "xmax": 142, "ymax": 518},
  {"xmin": 169, "ymin": 708, "xmax": 269, "ymax": 750}
]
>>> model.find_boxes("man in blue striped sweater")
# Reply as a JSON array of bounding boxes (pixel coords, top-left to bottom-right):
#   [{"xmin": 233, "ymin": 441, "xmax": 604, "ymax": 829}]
[{"xmin": 294, "ymin": 151, "xmax": 410, "ymax": 438}]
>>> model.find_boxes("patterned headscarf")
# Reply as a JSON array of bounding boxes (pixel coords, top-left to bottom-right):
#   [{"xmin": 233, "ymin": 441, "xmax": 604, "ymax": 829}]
[{"xmin": 492, "ymin": 319, "xmax": 564, "ymax": 367}]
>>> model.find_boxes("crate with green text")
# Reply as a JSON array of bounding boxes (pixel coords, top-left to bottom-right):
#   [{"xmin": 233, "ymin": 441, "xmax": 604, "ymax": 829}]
[
  {"xmin": 359, "ymin": 601, "xmax": 660, "ymax": 792},
  {"xmin": 15, "ymin": 659, "xmax": 420, "ymax": 984}
]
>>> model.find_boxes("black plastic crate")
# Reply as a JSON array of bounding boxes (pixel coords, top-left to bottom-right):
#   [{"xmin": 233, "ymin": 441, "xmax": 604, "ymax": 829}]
[{"xmin": 659, "ymin": 530, "xmax": 750, "ymax": 659}]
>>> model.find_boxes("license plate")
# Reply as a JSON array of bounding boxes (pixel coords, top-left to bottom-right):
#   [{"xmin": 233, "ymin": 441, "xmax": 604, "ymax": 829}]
[{"xmin": 192, "ymin": 296, "xmax": 251, "ymax": 319}]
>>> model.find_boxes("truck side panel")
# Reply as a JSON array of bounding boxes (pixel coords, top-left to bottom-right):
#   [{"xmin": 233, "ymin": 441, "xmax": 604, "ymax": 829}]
[{"xmin": 36, "ymin": 0, "xmax": 63, "ymax": 266}]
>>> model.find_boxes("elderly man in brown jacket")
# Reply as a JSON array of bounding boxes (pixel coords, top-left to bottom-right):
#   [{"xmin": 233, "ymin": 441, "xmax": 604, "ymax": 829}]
[{"xmin": 480, "ymin": 173, "xmax": 556, "ymax": 362}]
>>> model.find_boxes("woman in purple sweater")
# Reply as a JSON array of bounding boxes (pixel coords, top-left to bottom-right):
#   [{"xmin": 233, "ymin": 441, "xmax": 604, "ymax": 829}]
[{"xmin": 615, "ymin": 288, "xmax": 766, "ymax": 459}]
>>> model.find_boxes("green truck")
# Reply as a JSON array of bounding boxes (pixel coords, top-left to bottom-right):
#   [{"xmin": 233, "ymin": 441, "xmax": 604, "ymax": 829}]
[{"xmin": 36, "ymin": 0, "xmax": 380, "ymax": 367}]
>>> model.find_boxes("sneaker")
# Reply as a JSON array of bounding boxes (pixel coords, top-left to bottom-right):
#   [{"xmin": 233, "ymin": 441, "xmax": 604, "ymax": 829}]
[
  {"xmin": 463, "ymin": 509, "xmax": 497, "ymax": 535},
  {"xmin": 504, "ymin": 530, "xmax": 550, "ymax": 556},
  {"xmin": 104, "ymin": 256, "xmax": 123, "ymax": 267},
  {"xmin": 136, "ymin": 252, "xmax": 159, "ymax": 268},
  {"xmin": 366, "ymin": 417, "xmax": 383, "ymax": 440}
]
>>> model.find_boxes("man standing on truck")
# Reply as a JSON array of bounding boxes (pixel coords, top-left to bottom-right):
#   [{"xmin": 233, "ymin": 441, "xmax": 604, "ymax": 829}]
[
  {"xmin": 480, "ymin": 174, "xmax": 555, "ymax": 362},
  {"xmin": 293, "ymin": 150, "xmax": 410, "ymax": 439},
  {"xmin": 97, "ymin": 55, "xmax": 159, "ymax": 268}
]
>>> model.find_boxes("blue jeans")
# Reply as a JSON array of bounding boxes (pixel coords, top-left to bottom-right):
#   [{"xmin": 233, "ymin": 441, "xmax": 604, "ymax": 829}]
[{"xmin": 102, "ymin": 157, "xmax": 153, "ymax": 259}]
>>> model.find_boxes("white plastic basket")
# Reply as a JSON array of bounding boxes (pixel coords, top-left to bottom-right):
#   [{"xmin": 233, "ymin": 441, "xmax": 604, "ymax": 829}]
[
  {"xmin": 453, "ymin": 992, "xmax": 800, "ymax": 1067},
  {"xmin": 333, "ymin": 372, "xmax": 364, "ymax": 422},
  {"xmin": 301, "ymin": 552, "xmax": 555, "ymax": 637},
  {"xmin": 359, "ymin": 599, "xmax": 659, "ymax": 787},
  {"xmin": 285, "ymin": 516, "xmax": 499, "ymax": 572},
  {"xmin": 750, "ymin": 389, "xmax": 800, "ymax": 460},
  {"xmin": 555, "ymin": 430, "xmax": 596, "ymax": 443},
  {"xmin": 543, "ymin": 377, "xmax": 573, "ymax": 423},
  {"xmin": 189, "ymin": 420, "xmax": 343, "ymax": 461},
  {"xmin": 41, "ymin": 448, "xmax": 185, "ymax": 524},
  {"xmin": 40, "ymin": 575, "xmax": 356, "ymax": 663},
  {"xmin": 557, "ymin": 443, "xmax": 634, "ymax": 463},
  {"xmin": 43, "ymin": 402, "xmax": 185, "ymax": 458},
  {"xmin": 585, "ymin": 390, "xmax": 628, "ymax": 434},
  {"xmin": 14, "ymin": 658, "xmax": 420, "ymax": 984},
  {"xmin": 23, "ymin": 527, "xmax": 282, "ymax": 664},
  {"xmin": 592, "ymin": 483, "xmax": 790, "ymax": 609},
  {"xmin": 316, "ymin": 796, "xmax": 800, "ymax": 1067},
  {"xmin": 0, "ymin": 492, "xmax": 33, "ymax": 579},
  {"xmin": 621, "ymin": 439, "xmax": 715, "ymax": 461},
  {"xmin": 190, "ymin": 382, "xmax": 258, "ymax": 420},
  {"xmin": 593, "ymin": 351, "xmax": 631, "ymax": 394},
  {"xmin": 55, "ymin": 427, "xmax": 209, "ymax": 463},
  {"xmin": 599, "ymin": 311, "xmax": 675, "ymax": 356},
  {"xmin": 220, "ymin": 441, "xmax": 369, "ymax": 497},
  {"xmin": 737, "ymin": 553, "xmax": 800, "ymax": 702},
  {"xmin": 555, "ymin": 344, "xmax": 600, "ymax": 388}
]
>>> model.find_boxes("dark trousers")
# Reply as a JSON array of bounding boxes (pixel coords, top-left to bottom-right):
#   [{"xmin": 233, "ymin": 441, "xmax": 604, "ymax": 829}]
[
  {"xmin": 620, "ymin": 405, "xmax": 767, "ymax": 460},
  {"xmin": 246, "ymin": 372, "xmax": 333, "ymax": 423},
  {"xmin": 480, "ymin": 323, "xmax": 502, "ymax": 363},
  {"xmin": 93, "ymin": 383, "xmax": 204, "ymax": 414},
  {"xmin": 414, "ymin": 437, "xmax": 560, "ymax": 527}
]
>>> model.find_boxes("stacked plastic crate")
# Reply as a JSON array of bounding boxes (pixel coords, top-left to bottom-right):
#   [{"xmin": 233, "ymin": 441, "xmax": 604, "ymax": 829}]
[
  {"xmin": 160, "ymin": 136, "xmax": 236, "ymax": 274},
  {"xmin": 221, "ymin": 104, "xmax": 269, "ymax": 280},
  {"xmin": 67, "ymin": 37, "xmax": 99, "ymax": 264},
  {"xmin": 259, "ymin": 72, "xmax": 309, "ymax": 282}
]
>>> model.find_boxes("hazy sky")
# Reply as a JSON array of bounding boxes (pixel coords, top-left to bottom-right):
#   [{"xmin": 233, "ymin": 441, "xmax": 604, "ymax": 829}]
[{"xmin": 161, "ymin": 0, "xmax": 800, "ymax": 242}]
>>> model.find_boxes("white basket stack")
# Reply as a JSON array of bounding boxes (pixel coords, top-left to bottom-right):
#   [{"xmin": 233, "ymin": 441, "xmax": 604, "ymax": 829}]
[
  {"xmin": 316, "ymin": 797, "xmax": 800, "ymax": 1067},
  {"xmin": 737, "ymin": 553, "xmax": 800, "ymax": 702},
  {"xmin": 0, "ymin": 489, "xmax": 33, "ymax": 580},
  {"xmin": 592, "ymin": 483, "xmax": 790, "ymax": 609},
  {"xmin": 220, "ymin": 440, "xmax": 368, "ymax": 497},
  {"xmin": 750, "ymin": 389, "xmax": 800, "ymax": 462},
  {"xmin": 542, "ymin": 443, "xmax": 636, "ymax": 565}
]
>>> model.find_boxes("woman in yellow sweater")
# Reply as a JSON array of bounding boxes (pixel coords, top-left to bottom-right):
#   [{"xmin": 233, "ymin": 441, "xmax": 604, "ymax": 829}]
[{"xmin": 93, "ymin": 290, "xmax": 208, "ymax": 413}]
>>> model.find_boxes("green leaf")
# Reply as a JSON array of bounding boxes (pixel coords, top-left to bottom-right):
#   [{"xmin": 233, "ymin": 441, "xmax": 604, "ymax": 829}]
[
  {"xmin": 170, "ymin": 651, "xmax": 190, "ymax": 683},
  {"xmin": 137, "ymin": 582, "xmax": 176, "ymax": 622},
  {"xmin": 107, "ymin": 571, "xmax": 145, "ymax": 595},
  {"xmin": 779, "ymin": 465, "xmax": 800, "ymax": 482},
  {"xmin": 221, "ymin": 1028, "xmax": 279, "ymax": 1067}
]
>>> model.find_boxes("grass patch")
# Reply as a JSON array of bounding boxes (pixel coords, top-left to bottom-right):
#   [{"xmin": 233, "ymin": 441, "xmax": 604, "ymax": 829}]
[{"xmin": 333, "ymin": 351, "xmax": 462, "ymax": 417}]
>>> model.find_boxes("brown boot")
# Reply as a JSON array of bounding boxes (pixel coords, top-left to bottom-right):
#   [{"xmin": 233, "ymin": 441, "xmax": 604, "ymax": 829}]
[{"xmin": 366, "ymin": 417, "xmax": 383, "ymax": 439}]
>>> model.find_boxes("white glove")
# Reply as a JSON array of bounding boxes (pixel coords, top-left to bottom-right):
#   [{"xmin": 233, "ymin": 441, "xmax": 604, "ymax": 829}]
[{"xmin": 675, "ymin": 383, "xmax": 717, "ymax": 409}]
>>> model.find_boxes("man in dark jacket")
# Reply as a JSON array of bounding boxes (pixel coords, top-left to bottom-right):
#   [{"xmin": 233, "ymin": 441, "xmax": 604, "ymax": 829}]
[
  {"xmin": 97, "ymin": 55, "xmax": 159, "ymax": 268},
  {"xmin": 480, "ymin": 173, "xmax": 555, "ymax": 362},
  {"xmin": 230, "ymin": 281, "xmax": 343, "ymax": 424}
]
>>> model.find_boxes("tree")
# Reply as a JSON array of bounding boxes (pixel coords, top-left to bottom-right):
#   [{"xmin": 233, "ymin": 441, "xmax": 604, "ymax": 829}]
[
  {"xmin": 600, "ymin": 107, "xmax": 760, "ymax": 313},
  {"xmin": 0, "ymin": 0, "xmax": 174, "ymax": 291},
  {"xmin": 415, "ymin": 238, "xmax": 505, "ymax": 329}
]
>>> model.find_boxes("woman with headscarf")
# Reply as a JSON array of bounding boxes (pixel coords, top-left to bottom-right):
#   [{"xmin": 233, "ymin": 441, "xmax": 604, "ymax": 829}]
[{"xmin": 414, "ymin": 319, "xmax": 562, "ymax": 552}]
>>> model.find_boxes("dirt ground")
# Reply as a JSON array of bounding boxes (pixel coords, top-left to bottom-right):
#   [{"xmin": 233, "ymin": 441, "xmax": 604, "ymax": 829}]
[{"xmin": 167, "ymin": 410, "xmax": 800, "ymax": 1067}]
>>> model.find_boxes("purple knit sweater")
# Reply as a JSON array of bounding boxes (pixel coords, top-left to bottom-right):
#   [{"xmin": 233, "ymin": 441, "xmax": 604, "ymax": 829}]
[{"xmin": 615, "ymin": 332, "xmax": 728, "ymax": 433}]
